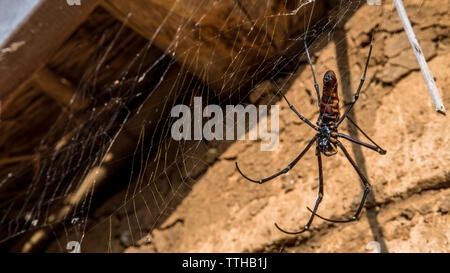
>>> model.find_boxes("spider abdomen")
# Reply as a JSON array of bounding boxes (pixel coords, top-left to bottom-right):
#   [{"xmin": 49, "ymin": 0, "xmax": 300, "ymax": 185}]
[{"xmin": 320, "ymin": 70, "xmax": 340, "ymax": 124}]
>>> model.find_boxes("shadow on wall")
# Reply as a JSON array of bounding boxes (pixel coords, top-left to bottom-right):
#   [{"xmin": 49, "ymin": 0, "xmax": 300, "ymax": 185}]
[{"xmin": 334, "ymin": 28, "xmax": 388, "ymax": 253}]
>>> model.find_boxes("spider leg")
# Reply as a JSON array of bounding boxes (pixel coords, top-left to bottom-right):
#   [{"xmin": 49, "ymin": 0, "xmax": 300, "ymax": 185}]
[
  {"xmin": 335, "ymin": 42, "xmax": 373, "ymax": 128},
  {"xmin": 342, "ymin": 116, "xmax": 386, "ymax": 154},
  {"xmin": 275, "ymin": 144, "xmax": 324, "ymax": 234},
  {"xmin": 280, "ymin": 91, "xmax": 319, "ymax": 130},
  {"xmin": 236, "ymin": 135, "xmax": 317, "ymax": 184},
  {"xmin": 307, "ymin": 141, "xmax": 371, "ymax": 223},
  {"xmin": 271, "ymin": 80, "xmax": 319, "ymax": 131},
  {"xmin": 304, "ymin": 40, "xmax": 320, "ymax": 106},
  {"xmin": 337, "ymin": 133, "xmax": 386, "ymax": 154}
]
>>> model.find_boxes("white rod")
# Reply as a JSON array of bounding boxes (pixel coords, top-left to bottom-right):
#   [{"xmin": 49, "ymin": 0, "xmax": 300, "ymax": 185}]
[{"xmin": 393, "ymin": 0, "xmax": 446, "ymax": 114}]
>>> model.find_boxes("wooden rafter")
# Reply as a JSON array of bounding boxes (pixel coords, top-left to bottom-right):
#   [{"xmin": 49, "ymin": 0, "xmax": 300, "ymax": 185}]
[{"xmin": 0, "ymin": 0, "xmax": 102, "ymax": 100}]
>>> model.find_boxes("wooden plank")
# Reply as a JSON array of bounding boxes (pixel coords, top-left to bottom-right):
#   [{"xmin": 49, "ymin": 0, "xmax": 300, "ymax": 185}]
[
  {"xmin": 34, "ymin": 68, "xmax": 87, "ymax": 110},
  {"xmin": 102, "ymin": 0, "xmax": 325, "ymax": 96},
  {"xmin": 0, "ymin": 0, "xmax": 102, "ymax": 100}
]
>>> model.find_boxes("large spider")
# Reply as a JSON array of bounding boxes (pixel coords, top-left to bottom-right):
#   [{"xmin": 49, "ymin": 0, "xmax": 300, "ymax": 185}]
[{"xmin": 235, "ymin": 40, "xmax": 386, "ymax": 234}]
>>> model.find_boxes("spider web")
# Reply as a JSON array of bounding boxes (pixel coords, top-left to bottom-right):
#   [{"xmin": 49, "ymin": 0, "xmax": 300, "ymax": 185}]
[{"xmin": 0, "ymin": 0, "xmax": 370, "ymax": 252}]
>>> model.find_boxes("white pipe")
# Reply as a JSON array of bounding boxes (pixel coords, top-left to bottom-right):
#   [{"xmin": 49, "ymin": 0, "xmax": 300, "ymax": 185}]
[{"xmin": 393, "ymin": 0, "xmax": 446, "ymax": 114}]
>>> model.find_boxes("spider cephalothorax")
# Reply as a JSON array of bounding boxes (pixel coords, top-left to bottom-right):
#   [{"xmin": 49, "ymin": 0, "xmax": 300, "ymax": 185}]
[
  {"xmin": 318, "ymin": 123, "xmax": 338, "ymax": 156},
  {"xmin": 236, "ymin": 40, "xmax": 387, "ymax": 235}
]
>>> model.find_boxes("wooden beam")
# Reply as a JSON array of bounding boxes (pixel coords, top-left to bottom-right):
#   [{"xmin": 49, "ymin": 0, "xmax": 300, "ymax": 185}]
[
  {"xmin": 0, "ymin": 154, "xmax": 35, "ymax": 167},
  {"xmin": 102, "ymin": 0, "xmax": 325, "ymax": 96},
  {"xmin": 0, "ymin": 0, "xmax": 102, "ymax": 100},
  {"xmin": 34, "ymin": 68, "xmax": 88, "ymax": 110}
]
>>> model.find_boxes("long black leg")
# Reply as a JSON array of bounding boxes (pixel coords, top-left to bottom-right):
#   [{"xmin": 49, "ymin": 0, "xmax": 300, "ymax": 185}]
[
  {"xmin": 344, "ymin": 116, "xmax": 386, "ymax": 154},
  {"xmin": 280, "ymin": 91, "xmax": 319, "ymax": 130},
  {"xmin": 271, "ymin": 79, "xmax": 319, "ymax": 131},
  {"xmin": 304, "ymin": 40, "xmax": 320, "ymax": 106},
  {"xmin": 308, "ymin": 141, "xmax": 371, "ymax": 223},
  {"xmin": 275, "ymin": 144, "xmax": 324, "ymax": 234},
  {"xmin": 334, "ymin": 42, "xmax": 373, "ymax": 128},
  {"xmin": 236, "ymin": 135, "xmax": 317, "ymax": 184},
  {"xmin": 337, "ymin": 133, "xmax": 386, "ymax": 154}
]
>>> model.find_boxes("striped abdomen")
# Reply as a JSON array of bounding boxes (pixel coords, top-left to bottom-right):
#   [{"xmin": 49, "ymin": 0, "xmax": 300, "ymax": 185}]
[{"xmin": 320, "ymin": 70, "xmax": 340, "ymax": 124}]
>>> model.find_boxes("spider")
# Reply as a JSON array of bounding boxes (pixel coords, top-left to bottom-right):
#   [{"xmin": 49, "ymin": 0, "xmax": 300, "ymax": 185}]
[{"xmin": 235, "ymin": 40, "xmax": 386, "ymax": 234}]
